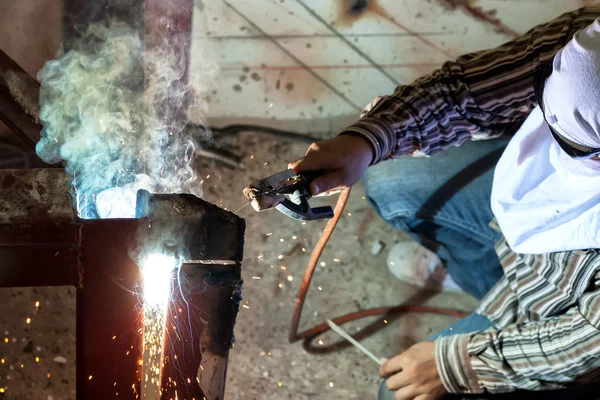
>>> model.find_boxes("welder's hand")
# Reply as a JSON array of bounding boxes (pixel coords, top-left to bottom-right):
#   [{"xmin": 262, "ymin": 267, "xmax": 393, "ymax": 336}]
[
  {"xmin": 379, "ymin": 341, "xmax": 447, "ymax": 400},
  {"xmin": 288, "ymin": 134, "xmax": 374, "ymax": 196}
]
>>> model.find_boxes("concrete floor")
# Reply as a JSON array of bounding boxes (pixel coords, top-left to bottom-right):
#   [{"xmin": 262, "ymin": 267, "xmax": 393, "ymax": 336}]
[
  {"xmin": 0, "ymin": 118, "xmax": 478, "ymax": 400},
  {"xmin": 0, "ymin": 1, "xmax": 588, "ymax": 399}
]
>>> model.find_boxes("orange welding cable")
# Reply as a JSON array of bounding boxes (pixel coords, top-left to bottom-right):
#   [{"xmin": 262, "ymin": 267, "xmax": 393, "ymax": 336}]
[{"xmin": 288, "ymin": 187, "xmax": 469, "ymax": 344}]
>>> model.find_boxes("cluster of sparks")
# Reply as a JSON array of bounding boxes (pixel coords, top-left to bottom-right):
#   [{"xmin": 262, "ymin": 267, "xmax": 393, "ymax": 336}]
[
  {"xmin": 0, "ymin": 257, "xmax": 177, "ymax": 398},
  {"xmin": 140, "ymin": 254, "xmax": 177, "ymax": 399},
  {"xmin": 1, "ymin": 152, "xmax": 371, "ymax": 398},
  {"xmin": 227, "ymin": 154, "xmax": 374, "ymax": 393},
  {"xmin": 141, "ymin": 304, "xmax": 169, "ymax": 398},
  {"xmin": 0, "ymin": 300, "xmax": 53, "ymax": 395}
]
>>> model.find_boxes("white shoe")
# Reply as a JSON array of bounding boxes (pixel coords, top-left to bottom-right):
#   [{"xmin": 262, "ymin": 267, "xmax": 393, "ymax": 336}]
[{"xmin": 386, "ymin": 241, "xmax": 461, "ymax": 291}]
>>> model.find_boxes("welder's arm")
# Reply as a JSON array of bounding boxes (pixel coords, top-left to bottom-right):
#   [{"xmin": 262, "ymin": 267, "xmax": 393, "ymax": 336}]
[
  {"xmin": 342, "ymin": 7, "xmax": 600, "ymax": 164},
  {"xmin": 435, "ymin": 288, "xmax": 600, "ymax": 394}
]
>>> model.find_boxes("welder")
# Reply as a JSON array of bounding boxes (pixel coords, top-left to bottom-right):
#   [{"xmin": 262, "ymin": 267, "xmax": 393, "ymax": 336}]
[{"xmin": 290, "ymin": 7, "xmax": 600, "ymax": 400}]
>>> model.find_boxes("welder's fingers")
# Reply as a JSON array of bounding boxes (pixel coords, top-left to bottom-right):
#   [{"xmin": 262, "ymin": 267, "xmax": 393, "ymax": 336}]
[
  {"xmin": 385, "ymin": 371, "xmax": 410, "ymax": 391},
  {"xmin": 288, "ymin": 157, "xmax": 304, "ymax": 171},
  {"xmin": 289, "ymin": 153, "xmax": 327, "ymax": 173},
  {"xmin": 413, "ymin": 395, "xmax": 433, "ymax": 400},
  {"xmin": 313, "ymin": 188, "xmax": 344, "ymax": 197},
  {"xmin": 288, "ymin": 155, "xmax": 323, "ymax": 173},
  {"xmin": 392, "ymin": 384, "xmax": 418, "ymax": 400},
  {"xmin": 380, "ymin": 356, "xmax": 403, "ymax": 378},
  {"xmin": 310, "ymin": 170, "xmax": 347, "ymax": 196}
]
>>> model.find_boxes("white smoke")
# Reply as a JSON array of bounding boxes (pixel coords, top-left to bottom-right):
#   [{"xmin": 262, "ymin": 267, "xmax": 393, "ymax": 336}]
[{"xmin": 36, "ymin": 20, "xmax": 217, "ymax": 219}]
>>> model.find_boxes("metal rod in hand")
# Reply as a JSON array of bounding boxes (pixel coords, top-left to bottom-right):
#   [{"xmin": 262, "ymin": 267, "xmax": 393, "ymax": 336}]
[{"xmin": 325, "ymin": 319, "xmax": 383, "ymax": 366}]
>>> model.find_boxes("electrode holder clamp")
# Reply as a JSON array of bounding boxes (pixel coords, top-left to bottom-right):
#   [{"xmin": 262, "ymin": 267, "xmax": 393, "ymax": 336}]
[{"xmin": 242, "ymin": 169, "xmax": 334, "ymax": 221}]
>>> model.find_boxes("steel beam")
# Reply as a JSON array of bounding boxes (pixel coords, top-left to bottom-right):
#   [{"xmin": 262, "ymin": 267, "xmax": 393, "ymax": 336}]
[
  {"xmin": 0, "ymin": 49, "xmax": 43, "ymax": 150},
  {"xmin": 0, "ymin": 169, "xmax": 244, "ymax": 399}
]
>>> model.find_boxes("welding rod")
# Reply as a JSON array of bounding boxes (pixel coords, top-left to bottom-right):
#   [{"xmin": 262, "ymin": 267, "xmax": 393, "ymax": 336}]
[
  {"xmin": 325, "ymin": 319, "xmax": 383, "ymax": 366},
  {"xmin": 232, "ymin": 200, "xmax": 251, "ymax": 214}
]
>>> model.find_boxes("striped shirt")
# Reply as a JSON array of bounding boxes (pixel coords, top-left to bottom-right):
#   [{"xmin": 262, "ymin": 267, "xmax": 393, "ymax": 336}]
[{"xmin": 342, "ymin": 7, "xmax": 600, "ymax": 395}]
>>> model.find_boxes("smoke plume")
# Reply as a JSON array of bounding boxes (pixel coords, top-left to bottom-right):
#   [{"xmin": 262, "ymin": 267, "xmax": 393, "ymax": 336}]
[{"xmin": 36, "ymin": 20, "xmax": 216, "ymax": 219}]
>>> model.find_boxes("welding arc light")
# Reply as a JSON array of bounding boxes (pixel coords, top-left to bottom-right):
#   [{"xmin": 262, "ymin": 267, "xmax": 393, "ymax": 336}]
[{"xmin": 141, "ymin": 254, "xmax": 177, "ymax": 307}]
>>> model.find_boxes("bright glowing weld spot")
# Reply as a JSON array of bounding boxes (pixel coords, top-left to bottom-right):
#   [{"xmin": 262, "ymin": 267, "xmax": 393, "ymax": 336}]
[{"xmin": 142, "ymin": 254, "xmax": 177, "ymax": 307}]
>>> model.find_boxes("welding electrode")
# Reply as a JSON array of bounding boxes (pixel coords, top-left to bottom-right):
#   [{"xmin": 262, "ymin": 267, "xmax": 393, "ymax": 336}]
[{"xmin": 232, "ymin": 200, "xmax": 251, "ymax": 214}]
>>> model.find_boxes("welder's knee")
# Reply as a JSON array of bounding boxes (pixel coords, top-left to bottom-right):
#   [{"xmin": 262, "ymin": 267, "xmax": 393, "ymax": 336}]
[{"xmin": 363, "ymin": 156, "xmax": 436, "ymax": 229}]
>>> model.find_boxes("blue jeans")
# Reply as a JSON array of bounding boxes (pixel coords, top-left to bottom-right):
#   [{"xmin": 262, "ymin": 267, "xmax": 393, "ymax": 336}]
[
  {"xmin": 364, "ymin": 138, "xmax": 509, "ymax": 300},
  {"xmin": 368, "ymin": 138, "xmax": 598, "ymax": 399}
]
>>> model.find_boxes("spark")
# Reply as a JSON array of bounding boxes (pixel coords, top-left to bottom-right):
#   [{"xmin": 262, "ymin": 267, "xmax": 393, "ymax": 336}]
[
  {"xmin": 384, "ymin": 320, "xmax": 388, "ymax": 324},
  {"xmin": 333, "ymin": 258, "xmax": 340, "ymax": 262},
  {"xmin": 347, "ymin": 213, "xmax": 352, "ymax": 216},
  {"xmin": 280, "ymin": 238, "xmax": 284, "ymax": 242},
  {"xmin": 242, "ymin": 305, "xmax": 250, "ymax": 309},
  {"xmin": 318, "ymin": 339, "xmax": 324, "ymax": 345},
  {"xmin": 266, "ymin": 232, "xmax": 273, "ymax": 236},
  {"xmin": 292, "ymin": 235, "xmax": 297, "ymax": 239},
  {"xmin": 26, "ymin": 318, "xmax": 31, "ymax": 324},
  {"xmin": 89, "ymin": 375, "xmax": 93, "ymax": 380},
  {"xmin": 35, "ymin": 301, "xmax": 40, "ymax": 308},
  {"xmin": 287, "ymin": 276, "xmax": 293, "ymax": 281},
  {"xmin": 277, "ymin": 382, "xmax": 282, "ymax": 387},
  {"xmin": 277, "ymin": 255, "xmax": 284, "ymax": 260},
  {"xmin": 35, "ymin": 357, "xmax": 40, "ymax": 362},
  {"xmin": 0, "ymin": 359, "xmax": 4, "ymax": 364},
  {"xmin": 329, "ymin": 382, "xmax": 334, "ymax": 388},
  {"xmin": 252, "ymin": 276, "xmax": 261, "ymax": 280},
  {"xmin": 318, "ymin": 286, "xmax": 322, "ymax": 291},
  {"xmin": 320, "ymin": 262, "xmax": 326, "ymax": 267},
  {"xmin": 140, "ymin": 254, "xmax": 177, "ymax": 399}
]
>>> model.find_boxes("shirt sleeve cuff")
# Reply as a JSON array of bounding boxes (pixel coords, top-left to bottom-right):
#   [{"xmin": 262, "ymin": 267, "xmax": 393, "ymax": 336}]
[
  {"xmin": 435, "ymin": 334, "xmax": 483, "ymax": 394},
  {"xmin": 338, "ymin": 116, "xmax": 397, "ymax": 165}
]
